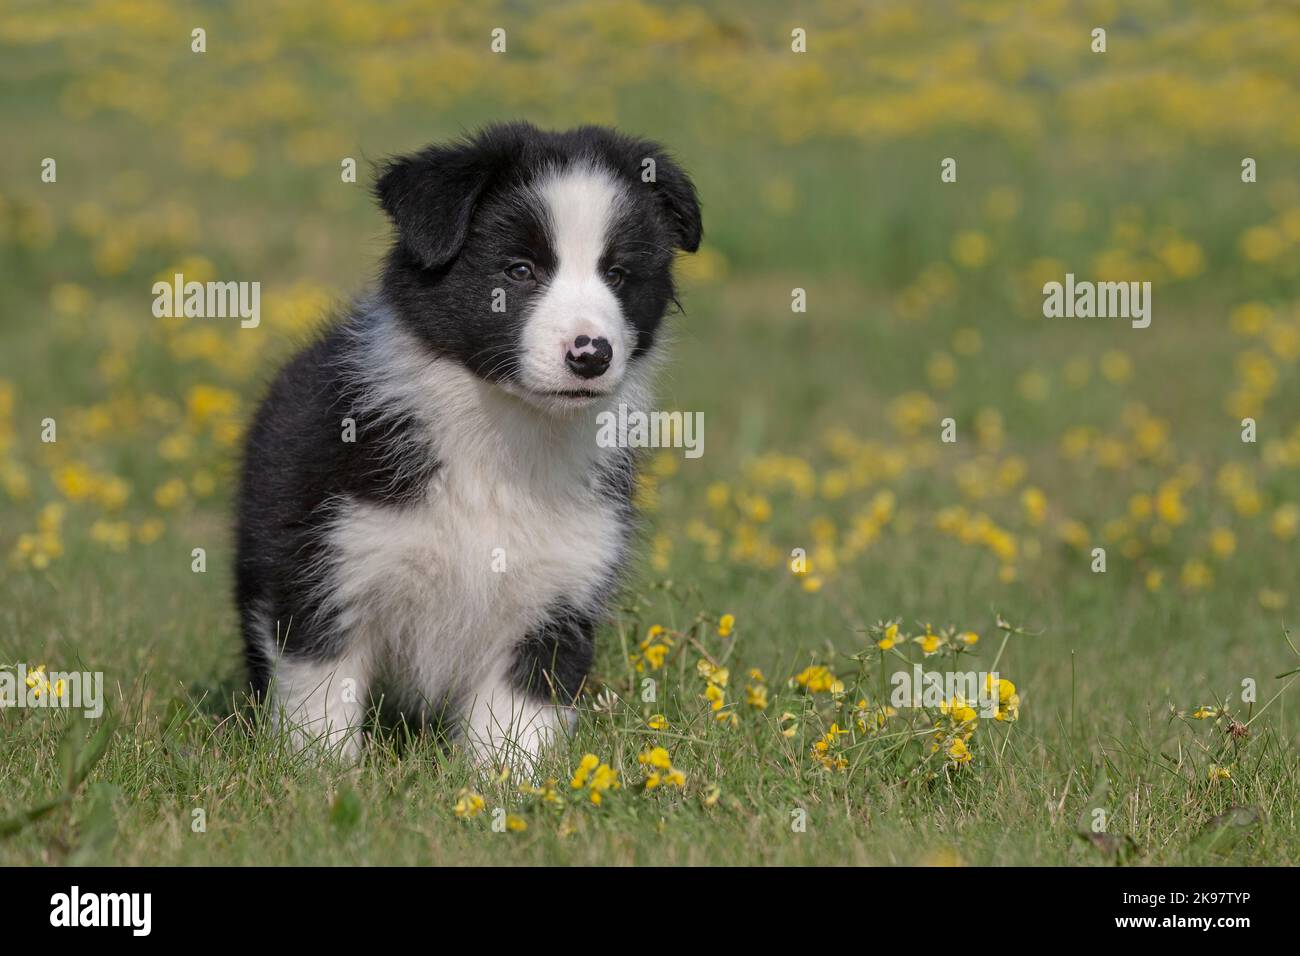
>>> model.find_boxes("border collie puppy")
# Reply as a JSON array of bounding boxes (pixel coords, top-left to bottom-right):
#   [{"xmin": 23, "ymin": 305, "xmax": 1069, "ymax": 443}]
[{"xmin": 235, "ymin": 123, "xmax": 700, "ymax": 770}]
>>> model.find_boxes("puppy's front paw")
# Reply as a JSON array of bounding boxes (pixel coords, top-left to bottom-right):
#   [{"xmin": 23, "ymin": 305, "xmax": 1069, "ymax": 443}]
[{"xmin": 464, "ymin": 696, "xmax": 575, "ymax": 781}]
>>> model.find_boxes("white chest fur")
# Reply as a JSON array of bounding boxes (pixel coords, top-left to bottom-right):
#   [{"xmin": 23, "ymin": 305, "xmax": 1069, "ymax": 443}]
[{"xmin": 325, "ymin": 454, "xmax": 623, "ymax": 706}]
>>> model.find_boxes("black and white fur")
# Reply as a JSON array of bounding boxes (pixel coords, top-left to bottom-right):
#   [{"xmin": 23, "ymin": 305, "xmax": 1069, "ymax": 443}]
[{"xmin": 235, "ymin": 123, "xmax": 700, "ymax": 770}]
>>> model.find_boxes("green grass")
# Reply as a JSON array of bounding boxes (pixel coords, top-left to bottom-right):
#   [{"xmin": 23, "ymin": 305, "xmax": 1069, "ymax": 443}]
[{"xmin": 1, "ymin": 577, "xmax": 1295, "ymax": 866}]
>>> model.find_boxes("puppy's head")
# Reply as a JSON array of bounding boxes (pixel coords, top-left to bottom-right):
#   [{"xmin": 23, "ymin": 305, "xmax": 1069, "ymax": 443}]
[{"xmin": 375, "ymin": 122, "xmax": 701, "ymax": 412}]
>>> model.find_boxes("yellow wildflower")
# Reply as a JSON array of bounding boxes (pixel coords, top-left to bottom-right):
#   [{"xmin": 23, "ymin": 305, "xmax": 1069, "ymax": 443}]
[
  {"xmin": 453, "ymin": 790, "xmax": 485, "ymax": 820},
  {"xmin": 696, "ymin": 659, "xmax": 728, "ymax": 687},
  {"xmin": 914, "ymin": 629, "xmax": 941, "ymax": 656},
  {"xmin": 638, "ymin": 747, "xmax": 673, "ymax": 770},
  {"xmin": 793, "ymin": 665, "xmax": 842, "ymax": 694},
  {"xmin": 878, "ymin": 621, "xmax": 900, "ymax": 650},
  {"xmin": 570, "ymin": 753, "xmax": 600, "ymax": 789}
]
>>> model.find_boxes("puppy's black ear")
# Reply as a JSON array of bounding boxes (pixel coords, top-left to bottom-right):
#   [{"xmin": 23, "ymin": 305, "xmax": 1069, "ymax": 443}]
[
  {"xmin": 647, "ymin": 150, "xmax": 702, "ymax": 253},
  {"xmin": 374, "ymin": 129, "xmax": 517, "ymax": 269}
]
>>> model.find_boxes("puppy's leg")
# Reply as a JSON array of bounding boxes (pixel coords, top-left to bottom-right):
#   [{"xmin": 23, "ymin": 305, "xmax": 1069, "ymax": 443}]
[
  {"xmin": 267, "ymin": 648, "xmax": 371, "ymax": 761},
  {"xmin": 462, "ymin": 669, "xmax": 575, "ymax": 775},
  {"xmin": 463, "ymin": 605, "xmax": 594, "ymax": 774}
]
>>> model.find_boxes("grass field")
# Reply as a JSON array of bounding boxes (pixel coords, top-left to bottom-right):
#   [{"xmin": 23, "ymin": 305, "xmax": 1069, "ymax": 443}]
[{"xmin": 2, "ymin": 0, "xmax": 1299, "ymax": 866}]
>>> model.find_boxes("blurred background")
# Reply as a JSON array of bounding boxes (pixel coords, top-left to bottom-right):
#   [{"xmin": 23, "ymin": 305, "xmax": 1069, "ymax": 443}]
[{"xmin": 2, "ymin": 0, "xmax": 1299, "ymax": 767}]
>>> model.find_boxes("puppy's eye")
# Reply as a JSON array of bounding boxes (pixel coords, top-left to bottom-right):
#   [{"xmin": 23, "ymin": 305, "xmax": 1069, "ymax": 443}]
[
  {"xmin": 605, "ymin": 265, "xmax": 627, "ymax": 288},
  {"xmin": 506, "ymin": 262, "xmax": 535, "ymax": 283}
]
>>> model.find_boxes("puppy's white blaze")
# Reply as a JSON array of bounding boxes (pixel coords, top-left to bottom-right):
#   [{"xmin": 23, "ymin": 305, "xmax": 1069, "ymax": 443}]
[
  {"xmin": 541, "ymin": 165, "xmax": 622, "ymax": 277},
  {"xmin": 521, "ymin": 166, "xmax": 629, "ymax": 394}
]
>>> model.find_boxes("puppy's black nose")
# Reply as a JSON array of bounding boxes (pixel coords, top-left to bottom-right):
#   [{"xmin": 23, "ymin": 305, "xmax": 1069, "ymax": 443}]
[{"xmin": 565, "ymin": 336, "xmax": 612, "ymax": 379}]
